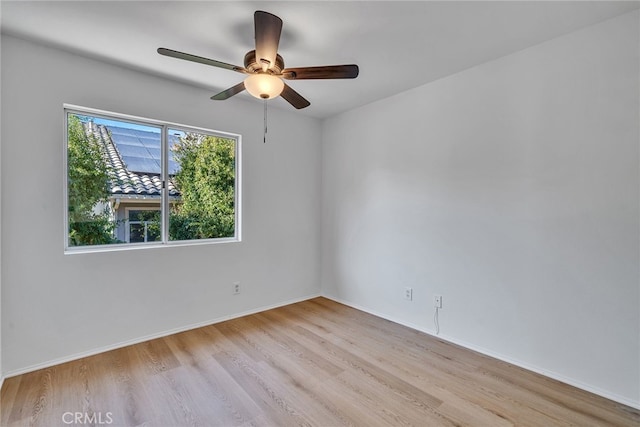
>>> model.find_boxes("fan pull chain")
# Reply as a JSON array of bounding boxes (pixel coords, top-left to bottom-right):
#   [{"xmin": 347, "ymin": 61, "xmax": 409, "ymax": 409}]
[{"xmin": 263, "ymin": 99, "xmax": 268, "ymax": 144}]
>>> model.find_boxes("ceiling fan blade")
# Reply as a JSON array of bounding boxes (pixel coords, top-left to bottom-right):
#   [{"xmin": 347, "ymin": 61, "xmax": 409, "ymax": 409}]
[
  {"xmin": 158, "ymin": 48, "xmax": 245, "ymax": 73},
  {"xmin": 282, "ymin": 64, "xmax": 359, "ymax": 80},
  {"xmin": 211, "ymin": 82, "xmax": 246, "ymax": 100},
  {"xmin": 281, "ymin": 84, "xmax": 311, "ymax": 109},
  {"xmin": 254, "ymin": 11, "xmax": 282, "ymax": 70}
]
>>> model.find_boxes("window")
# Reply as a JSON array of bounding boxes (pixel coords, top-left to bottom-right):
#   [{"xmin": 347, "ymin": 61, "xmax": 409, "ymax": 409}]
[
  {"xmin": 64, "ymin": 106, "xmax": 240, "ymax": 251},
  {"xmin": 126, "ymin": 209, "xmax": 161, "ymax": 243}
]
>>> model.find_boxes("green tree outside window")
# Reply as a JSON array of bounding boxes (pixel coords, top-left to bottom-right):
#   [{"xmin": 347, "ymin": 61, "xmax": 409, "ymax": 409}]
[
  {"xmin": 67, "ymin": 115, "xmax": 118, "ymax": 246},
  {"xmin": 170, "ymin": 133, "xmax": 235, "ymax": 240}
]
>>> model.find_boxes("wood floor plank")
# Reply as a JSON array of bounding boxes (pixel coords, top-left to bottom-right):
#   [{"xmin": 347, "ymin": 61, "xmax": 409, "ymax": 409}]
[
  {"xmin": 288, "ymin": 320, "xmax": 446, "ymax": 411},
  {"xmin": 2, "ymin": 297, "xmax": 639, "ymax": 426},
  {"xmin": 163, "ymin": 330, "xmax": 265, "ymax": 425},
  {"xmin": 239, "ymin": 313, "xmax": 345, "ymax": 379},
  {"xmin": 0, "ymin": 376, "xmax": 22, "ymax": 423},
  {"xmin": 212, "ymin": 348, "xmax": 310, "ymax": 426}
]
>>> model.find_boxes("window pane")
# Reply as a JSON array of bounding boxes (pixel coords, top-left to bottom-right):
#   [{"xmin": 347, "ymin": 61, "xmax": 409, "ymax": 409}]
[
  {"xmin": 147, "ymin": 226, "xmax": 161, "ymax": 242},
  {"xmin": 127, "ymin": 210, "xmax": 161, "ymax": 243},
  {"xmin": 128, "ymin": 210, "xmax": 142, "ymax": 222},
  {"xmin": 129, "ymin": 224, "xmax": 145, "ymax": 243},
  {"xmin": 168, "ymin": 129, "xmax": 236, "ymax": 241},
  {"xmin": 66, "ymin": 113, "xmax": 162, "ymax": 247}
]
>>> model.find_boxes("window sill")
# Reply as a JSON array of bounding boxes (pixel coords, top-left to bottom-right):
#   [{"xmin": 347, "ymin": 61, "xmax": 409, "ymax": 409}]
[{"xmin": 64, "ymin": 237, "xmax": 241, "ymax": 255}]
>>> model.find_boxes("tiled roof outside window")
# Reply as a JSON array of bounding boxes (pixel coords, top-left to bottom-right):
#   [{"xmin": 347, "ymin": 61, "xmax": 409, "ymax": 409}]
[{"xmin": 84, "ymin": 122, "xmax": 180, "ymax": 198}]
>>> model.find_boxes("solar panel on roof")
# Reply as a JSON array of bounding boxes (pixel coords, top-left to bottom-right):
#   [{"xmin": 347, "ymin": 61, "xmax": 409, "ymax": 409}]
[
  {"xmin": 114, "ymin": 145, "xmax": 151, "ymax": 157},
  {"xmin": 114, "ymin": 126, "xmax": 159, "ymax": 137},
  {"xmin": 168, "ymin": 161, "xmax": 179, "ymax": 175},
  {"xmin": 142, "ymin": 148, "xmax": 161, "ymax": 159},
  {"xmin": 111, "ymin": 128, "xmax": 145, "ymax": 138},
  {"xmin": 137, "ymin": 136, "xmax": 160, "ymax": 155},
  {"xmin": 110, "ymin": 128, "xmax": 128, "ymax": 134},
  {"xmin": 111, "ymin": 134, "xmax": 145, "ymax": 146},
  {"xmin": 131, "ymin": 128, "xmax": 160, "ymax": 137},
  {"xmin": 107, "ymin": 124, "xmax": 182, "ymax": 175},
  {"xmin": 122, "ymin": 157, "xmax": 161, "ymax": 174}
]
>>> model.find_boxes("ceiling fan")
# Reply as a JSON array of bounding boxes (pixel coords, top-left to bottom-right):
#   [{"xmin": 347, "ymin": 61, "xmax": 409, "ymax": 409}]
[{"xmin": 158, "ymin": 10, "xmax": 359, "ymax": 109}]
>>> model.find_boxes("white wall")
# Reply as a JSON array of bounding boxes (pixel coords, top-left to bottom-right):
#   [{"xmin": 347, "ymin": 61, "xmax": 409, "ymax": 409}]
[
  {"xmin": 321, "ymin": 11, "xmax": 639, "ymax": 407},
  {"xmin": 1, "ymin": 35, "xmax": 322, "ymax": 374}
]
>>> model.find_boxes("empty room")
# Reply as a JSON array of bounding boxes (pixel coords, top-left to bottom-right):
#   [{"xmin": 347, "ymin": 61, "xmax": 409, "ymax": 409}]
[{"xmin": 1, "ymin": 1, "xmax": 639, "ymax": 425}]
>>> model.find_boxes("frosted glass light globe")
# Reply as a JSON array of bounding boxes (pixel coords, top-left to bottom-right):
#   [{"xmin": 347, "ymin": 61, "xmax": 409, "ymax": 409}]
[{"xmin": 244, "ymin": 74, "xmax": 284, "ymax": 99}]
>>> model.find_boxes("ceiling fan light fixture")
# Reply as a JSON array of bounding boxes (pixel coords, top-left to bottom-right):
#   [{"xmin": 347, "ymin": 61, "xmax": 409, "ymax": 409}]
[
  {"xmin": 158, "ymin": 11, "xmax": 358, "ymax": 109},
  {"xmin": 244, "ymin": 73, "xmax": 284, "ymax": 99}
]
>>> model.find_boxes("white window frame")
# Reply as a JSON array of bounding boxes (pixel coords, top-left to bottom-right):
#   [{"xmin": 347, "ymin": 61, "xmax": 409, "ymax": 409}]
[{"xmin": 63, "ymin": 104, "xmax": 242, "ymax": 253}]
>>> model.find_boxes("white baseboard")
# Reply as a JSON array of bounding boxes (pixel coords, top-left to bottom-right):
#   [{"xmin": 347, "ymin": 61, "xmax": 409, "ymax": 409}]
[
  {"xmin": 0, "ymin": 374, "xmax": 4, "ymax": 393},
  {"xmin": 323, "ymin": 294, "xmax": 640, "ymax": 411},
  {"xmin": 3, "ymin": 293, "xmax": 321, "ymax": 379}
]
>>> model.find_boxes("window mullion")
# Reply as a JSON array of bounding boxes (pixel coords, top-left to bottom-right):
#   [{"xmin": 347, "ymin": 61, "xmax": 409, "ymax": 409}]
[{"xmin": 161, "ymin": 125, "xmax": 169, "ymax": 244}]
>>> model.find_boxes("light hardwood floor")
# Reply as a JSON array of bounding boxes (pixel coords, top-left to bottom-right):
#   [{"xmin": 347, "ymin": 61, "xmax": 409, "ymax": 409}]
[{"xmin": 2, "ymin": 297, "xmax": 639, "ymax": 426}]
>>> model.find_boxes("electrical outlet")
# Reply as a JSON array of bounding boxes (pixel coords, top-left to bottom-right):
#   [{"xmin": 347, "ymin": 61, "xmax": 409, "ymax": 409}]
[
  {"xmin": 233, "ymin": 282, "xmax": 241, "ymax": 295},
  {"xmin": 434, "ymin": 295, "xmax": 442, "ymax": 308},
  {"xmin": 404, "ymin": 287, "xmax": 413, "ymax": 301}
]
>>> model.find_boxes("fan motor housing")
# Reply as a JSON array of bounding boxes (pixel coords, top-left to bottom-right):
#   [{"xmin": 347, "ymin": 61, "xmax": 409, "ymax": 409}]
[{"xmin": 244, "ymin": 50, "xmax": 284, "ymax": 74}]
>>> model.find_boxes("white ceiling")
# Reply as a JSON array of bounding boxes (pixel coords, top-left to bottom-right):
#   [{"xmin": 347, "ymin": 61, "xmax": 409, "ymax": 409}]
[{"xmin": 2, "ymin": 1, "xmax": 638, "ymax": 119}]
